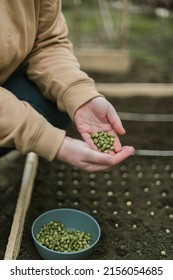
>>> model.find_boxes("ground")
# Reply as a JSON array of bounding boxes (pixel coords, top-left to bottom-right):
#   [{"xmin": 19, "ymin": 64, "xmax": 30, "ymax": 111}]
[{"xmin": 0, "ymin": 95, "xmax": 173, "ymax": 260}]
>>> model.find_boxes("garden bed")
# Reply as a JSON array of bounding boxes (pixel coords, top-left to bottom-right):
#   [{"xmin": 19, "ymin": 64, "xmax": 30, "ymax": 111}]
[{"xmin": 1, "ymin": 95, "xmax": 173, "ymax": 260}]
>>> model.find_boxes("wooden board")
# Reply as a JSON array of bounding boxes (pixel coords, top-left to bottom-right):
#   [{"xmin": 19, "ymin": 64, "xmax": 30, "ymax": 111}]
[
  {"xmin": 75, "ymin": 48, "xmax": 131, "ymax": 73},
  {"xmin": 96, "ymin": 83, "xmax": 173, "ymax": 97}
]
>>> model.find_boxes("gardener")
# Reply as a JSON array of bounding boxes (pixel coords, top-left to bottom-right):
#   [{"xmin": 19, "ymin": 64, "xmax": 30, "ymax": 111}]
[{"xmin": 0, "ymin": 0, "xmax": 134, "ymax": 172}]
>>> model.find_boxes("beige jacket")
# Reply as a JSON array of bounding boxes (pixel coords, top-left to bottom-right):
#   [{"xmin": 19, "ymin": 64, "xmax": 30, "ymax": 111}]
[{"xmin": 0, "ymin": 0, "xmax": 102, "ymax": 160}]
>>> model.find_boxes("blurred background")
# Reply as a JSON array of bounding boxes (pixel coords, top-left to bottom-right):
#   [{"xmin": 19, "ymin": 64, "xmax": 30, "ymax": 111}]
[{"xmin": 62, "ymin": 0, "xmax": 173, "ymax": 83}]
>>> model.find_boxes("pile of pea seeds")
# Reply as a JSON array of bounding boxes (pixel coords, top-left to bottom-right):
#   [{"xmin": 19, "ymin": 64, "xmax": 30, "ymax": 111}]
[
  {"xmin": 90, "ymin": 131, "xmax": 115, "ymax": 153},
  {"xmin": 36, "ymin": 220, "xmax": 91, "ymax": 252}
]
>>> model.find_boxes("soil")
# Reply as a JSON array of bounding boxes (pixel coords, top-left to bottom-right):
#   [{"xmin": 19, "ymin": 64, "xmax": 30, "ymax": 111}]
[{"xmin": 0, "ymin": 95, "xmax": 173, "ymax": 260}]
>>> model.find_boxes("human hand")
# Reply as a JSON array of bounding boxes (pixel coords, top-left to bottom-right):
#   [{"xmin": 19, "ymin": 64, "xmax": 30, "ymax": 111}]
[
  {"xmin": 73, "ymin": 96, "xmax": 131, "ymax": 153},
  {"xmin": 56, "ymin": 136, "xmax": 134, "ymax": 173}
]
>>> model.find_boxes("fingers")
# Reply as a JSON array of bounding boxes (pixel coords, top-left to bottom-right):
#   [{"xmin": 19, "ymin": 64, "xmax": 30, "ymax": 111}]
[
  {"xmin": 83, "ymin": 146, "xmax": 135, "ymax": 172},
  {"xmin": 110, "ymin": 146, "xmax": 135, "ymax": 165},
  {"xmin": 94, "ymin": 146, "xmax": 135, "ymax": 166},
  {"xmin": 113, "ymin": 134, "xmax": 122, "ymax": 152},
  {"xmin": 57, "ymin": 136, "xmax": 134, "ymax": 173},
  {"xmin": 107, "ymin": 107, "xmax": 126, "ymax": 135}
]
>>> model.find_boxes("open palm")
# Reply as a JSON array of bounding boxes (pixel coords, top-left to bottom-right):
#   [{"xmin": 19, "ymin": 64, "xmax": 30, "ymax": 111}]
[{"xmin": 74, "ymin": 97, "xmax": 126, "ymax": 153}]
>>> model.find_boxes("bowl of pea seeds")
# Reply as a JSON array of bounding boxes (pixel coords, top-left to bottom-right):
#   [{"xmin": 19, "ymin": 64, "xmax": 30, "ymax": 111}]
[{"xmin": 31, "ymin": 208, "xmax": 101, "ymax": 260}]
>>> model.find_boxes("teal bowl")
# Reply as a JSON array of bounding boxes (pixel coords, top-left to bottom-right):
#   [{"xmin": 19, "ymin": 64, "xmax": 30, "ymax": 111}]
[{"xmin": 31, "ymin": 208, "xmax": 101, "ymax": 260}]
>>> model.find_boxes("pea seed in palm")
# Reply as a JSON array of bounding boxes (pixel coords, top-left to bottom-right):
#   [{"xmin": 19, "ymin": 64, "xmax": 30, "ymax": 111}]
[{"xmin": 90, "ymin": 131, "xmax": 115, "ymax": 153}]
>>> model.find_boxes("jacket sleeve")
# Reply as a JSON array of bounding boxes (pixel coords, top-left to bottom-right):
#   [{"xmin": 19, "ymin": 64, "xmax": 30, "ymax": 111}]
[
  {"xmin": 25, "ymin": 0, "xmax": 103, "ymax": 120},
  {"xmin": 0, "ymin": 87, "xmax": 65, "ymax": 161}
]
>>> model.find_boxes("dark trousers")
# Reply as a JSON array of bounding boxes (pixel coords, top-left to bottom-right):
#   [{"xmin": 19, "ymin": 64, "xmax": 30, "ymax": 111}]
[{"xmin": 0, "ymin": 68, "xmax": 71, "ymax": 156}]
